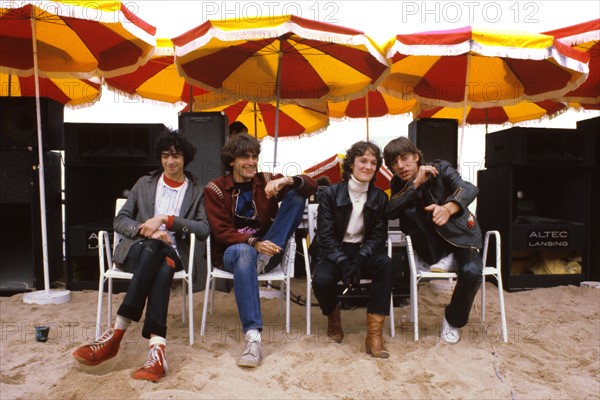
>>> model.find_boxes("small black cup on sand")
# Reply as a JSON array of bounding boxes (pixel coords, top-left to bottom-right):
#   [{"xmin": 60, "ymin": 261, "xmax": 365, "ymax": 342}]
[{"xmin": 35, "ymin": 326, "xmax": 50, "ymax": 342}]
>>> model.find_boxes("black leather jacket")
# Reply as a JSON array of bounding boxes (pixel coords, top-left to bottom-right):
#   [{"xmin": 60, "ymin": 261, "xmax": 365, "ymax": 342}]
[
  {"xmin": 315, "ymin": 180, "xmax": 389, "ymax": 266},
  {"xmin": 386, "ymin": 160, "xmax": 483, "ymax": 249}
]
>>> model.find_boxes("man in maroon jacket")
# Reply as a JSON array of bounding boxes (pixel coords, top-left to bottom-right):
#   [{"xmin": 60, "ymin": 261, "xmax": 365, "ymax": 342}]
[{"xmin": 204, "ymin": 133, "xmax": 317, "ymax": 368}]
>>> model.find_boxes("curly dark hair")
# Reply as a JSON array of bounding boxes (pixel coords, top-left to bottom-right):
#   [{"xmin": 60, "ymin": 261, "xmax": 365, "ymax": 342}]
[
  {"xmin": 229, "ymin": 121, "xmax": 248, "ymax": 136},
  {"xmin": 383, "ymin": 136, "xmax": 423, "ymax": 170},
  {"xmin": 341, "ymin": 141, "xmax": 383, "ymax": 182},
  {"xmin": 221, "ymin": 133, "xmax": 261, "ymax": 172},
  {"xmin": 154, "ymin": 129, "xmax": 196, "ymax": 167}
]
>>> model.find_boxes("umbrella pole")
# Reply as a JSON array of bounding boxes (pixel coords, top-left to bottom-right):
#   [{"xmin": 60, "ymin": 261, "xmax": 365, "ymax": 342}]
[
  {"xmin": 23, "ymin": 13, "xmax": 70, "ymax": 305},
  {"xmin": 253, "ymin": 102, "xmax": 258, "ymax": 138},
  {"xmin": 366, "ymin": 95, "xmax": 370, "ymax": 141},
  {"xmin": 273, "ymin": 38, "xmax": 283, "ymax": 165},
  {"xmin": 458, "ymin": 54, "xmax": 472, "ymax": 171},
  {"xmin": 31, "ymin": 15, "xmax": 50, "ymax": 294}
]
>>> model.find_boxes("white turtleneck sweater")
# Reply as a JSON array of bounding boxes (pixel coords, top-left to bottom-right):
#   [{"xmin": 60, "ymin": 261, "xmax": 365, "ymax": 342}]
[{"xmin": 343, "ymin": 174, "xmax": 368, "ymax": 243}]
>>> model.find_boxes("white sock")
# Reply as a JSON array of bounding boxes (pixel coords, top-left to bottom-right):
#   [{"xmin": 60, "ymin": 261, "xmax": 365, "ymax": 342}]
[
  {"xmin": 114, "ymin": 315, "xmax": 131, "ymax": 330},
  {"xmin": 245, "ymin": 329, "xmax": 261, "ymax": 342},
  {"xmin": 149, "ymin": 335, "xmax": 166, "ymax": 347}
]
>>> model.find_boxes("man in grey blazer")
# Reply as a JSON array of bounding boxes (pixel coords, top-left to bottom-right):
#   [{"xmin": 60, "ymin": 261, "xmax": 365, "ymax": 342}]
[{"xmin": 73, "ymin": 130, "xmax": 209, "ymax": 382}]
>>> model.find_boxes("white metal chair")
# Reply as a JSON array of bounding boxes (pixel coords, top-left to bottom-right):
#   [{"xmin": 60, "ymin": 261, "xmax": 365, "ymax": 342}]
[
  {"xmin": 303, "ymin": 203, "xmax": 395, "ymax": 337},
  {"xmin": 200, "ymin": 233, "xmax": 296, "ymax": 336},
  {"xmin": 388, "ymin": 230, "xmax": 507, "ymax": 342},
  {"xmin": 96, "ymin": 198, "xmax": 197, "ymax": 345}
]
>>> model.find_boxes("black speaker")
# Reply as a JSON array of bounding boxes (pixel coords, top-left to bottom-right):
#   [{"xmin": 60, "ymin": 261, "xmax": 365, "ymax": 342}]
[
  {"xmin": 0, "ymin": 149, "xmax": 63, "ymax": 293},
  {"xmin": 178, "ymin": 112, "xmax": 228, "ymax": 292},
  {"xmin": 578, "ymin": 117, "xmax": 600, "ymax": 281},
  {"xmin": 485, "ymin": 126, "xmax": 595, "ymax": 168},
  {"xmin": 408, "ymin": 118, "xmax": 458, "ymax": 167},
  {"xmin": 178, "ymin": 112, "xmax": 228, "ymax": 188},
  {"xmin": 0, "ymin": 97, "xmax": 64, "ymax": 149},
  {"xmin": 64, "ymin": 122, "xmax": 166, "ymax": 165},
  {"xmin": 63, "ymin": 123, "xmax": 165, "ymax": 290},
  {"xmin": 477, "ymin": 165, "xmax": 591, "ymax": 291}
]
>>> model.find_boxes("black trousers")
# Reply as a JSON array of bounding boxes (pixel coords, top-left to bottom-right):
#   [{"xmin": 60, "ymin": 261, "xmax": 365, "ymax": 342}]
[
  {"xmin": 312, "ymin": 243, "xmax": 393, "ymax": 316},
  {"xmin": 117, "ymin": 239, "xmax": 182, "ymax": 339},
  {"xmin": 445, "ymin": 247, "xmax": 483, "ymax": 328}
]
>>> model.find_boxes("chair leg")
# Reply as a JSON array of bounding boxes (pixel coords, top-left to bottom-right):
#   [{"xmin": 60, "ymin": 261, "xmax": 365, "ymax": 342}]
[
  {"xmin": 410, "ymin": 277, "xmax": 419, "ymax": 341},
  {"xmin": 188, "ymin": 276, "xmax": 194, "ymax": 345},
  {"xmin": 481, "ymin": 274, "xmax": 487, "ymax": 321},
  {"xmin": 181, "ymin": 280, "xmax": 187, "ymax": 324},
  {"xmin": 201, "ymin": 276, "xmax": 212, "ymax": 337},
  {"xmin": 496, "ymin": 275, "xmax": 508, "ymax": 343},
  {"xmin": 306, "ymin": 277, "xmax": 312, "ymax": 336},
  {"xmin": 285, "ymin": 277, "xmax": 291, "ymax": 334},
  {"xmin": 107, "ymin": 277, "xmax": 113, "ymax": 329},
  {"xmin": 389, "ymin": 294, "xmax": 395, "ymax": 338},
  {"xmin": 96, "ymin": 277, "xmax": 105, "ymax": 340},
  {"xmin": 210, "ymin": 277, "xmax": 217, "ymax": 315}
]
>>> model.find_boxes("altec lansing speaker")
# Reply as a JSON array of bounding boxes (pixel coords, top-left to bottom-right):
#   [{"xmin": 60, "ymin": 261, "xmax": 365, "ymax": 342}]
[
  {"xmin": 0, "ymin": 97, "xmax": 64, "ymax": 149},
  {"xmin": 178, "ymin": 112, "xmax": 228, "ymax": 188},
  {"xmin": 408, "ymin": 118, "xmax": 458, "ymax": 167}
]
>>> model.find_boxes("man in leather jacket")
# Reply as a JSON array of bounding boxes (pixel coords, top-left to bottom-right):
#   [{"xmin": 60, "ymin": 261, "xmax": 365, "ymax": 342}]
[
  {"xmin": 312, "ymin": 141, "xmax": 393, "ymax": 358},
  {"xmin": 383, "ymin": 137, "xmax": 483, "ymax": 344}
]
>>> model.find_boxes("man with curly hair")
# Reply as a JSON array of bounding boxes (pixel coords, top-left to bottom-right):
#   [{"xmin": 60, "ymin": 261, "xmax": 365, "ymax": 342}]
[
  {"xmin": 204, "ymin": 133, "xmax": 316, "ymax": 368},
  {"xmin": 311, "ymin": 141, "xmax": 393, "ymax": 358},
  {"xmin": 72, "ymin": 129, "xmax": 210, "ymax": 381}
]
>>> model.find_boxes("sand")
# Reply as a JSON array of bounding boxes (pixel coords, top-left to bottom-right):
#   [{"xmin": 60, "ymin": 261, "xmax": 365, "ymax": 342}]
[{"xmin": 1, "ymin": 279, "xmax": 598, "ymax": 399}]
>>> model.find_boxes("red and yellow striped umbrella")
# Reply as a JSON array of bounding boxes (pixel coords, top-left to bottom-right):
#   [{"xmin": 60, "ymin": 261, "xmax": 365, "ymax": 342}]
[
  {"xmin": 381, "ymin": 26, "xmax": 589, "ymax": 108},
  {"xmin": 172, "ymin": 15, "xmax": 389, "ymax": 162},
  {"xmin": 1, "ymin": 72, "xmax": 101, "ymax": 107},
  {"xmin": 199, "ymin": 100, "xmax": 329, "ymax": 139},
  {"xmin": 172, "ymin": 15, "xmax": 389, "ymax": 104},
  {"xmin": 328, "ymin": 90, "xmax": 415, "ymax": 139},
  {"xmin": 413, "ymin": 100, "xmax": 567, "ymax": 126},
  {"xmin": 544, "ymin": 19, "xmax": 600, "ymax": 110},
  {"xmin": 105, "ymin": 38, "xmax": 227, "ymax": 107},
  {"xmin": 0, "ymin": 1, "xmax": 156, "ymax": 79}
]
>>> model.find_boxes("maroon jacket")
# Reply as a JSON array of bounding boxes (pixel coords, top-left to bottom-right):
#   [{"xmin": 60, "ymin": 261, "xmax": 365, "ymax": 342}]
[{"xmin": 204, "ymin": 172, "xmax": 317, "ymax": 266}]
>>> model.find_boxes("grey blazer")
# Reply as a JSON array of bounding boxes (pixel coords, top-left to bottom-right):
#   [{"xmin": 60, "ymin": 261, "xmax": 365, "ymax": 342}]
[{"xmin": 113, "ymin": 170, "xmax": 210, "ymax": 265}]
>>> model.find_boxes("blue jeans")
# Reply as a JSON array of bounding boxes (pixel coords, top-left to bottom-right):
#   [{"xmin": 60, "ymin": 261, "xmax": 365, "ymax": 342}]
[{"xmin": 222, "ymin": 189, "xmax": 306, "ymax": 334}]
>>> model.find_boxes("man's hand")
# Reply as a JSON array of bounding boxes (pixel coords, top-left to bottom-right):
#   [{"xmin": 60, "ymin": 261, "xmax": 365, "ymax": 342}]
[
  {"xmin": 255, "ymin": 240, "xmax": 282, "ymax": 256},
  {"xmin": 343, "ymin": 263, "xmax": 361, "ymax": 288},
  {"xmin": 265, "ymin": 177, "xmax": 293, "ymax": 199},
  {"xmin": 414, "ymin": 165, "xmax": 438, "ymax": 188},
  {"xmin": 151, "ymin": 230, "xmax": 172, "ymax": 244},
  {"xmin": 424, "ymin": 202, "xmax": 457, "ymax": 226},
  {"xmin": 139, "ymin": 215, "xmax": 166, "ymax": 237}
]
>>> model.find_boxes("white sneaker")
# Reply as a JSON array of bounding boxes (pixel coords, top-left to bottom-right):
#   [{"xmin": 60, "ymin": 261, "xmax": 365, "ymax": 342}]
[
  {"xmin": 413, "ymin": 254, "xmax": 430, "ymax": 273},
  {"xmin": 256, "ymin": 254, "xmax": 271, "ymax": 274},
  {"xmin": 237, "ymin": 332, "xmax": 263, "ymax": 368},
  {"xmin": 440, "ymin": 317, "xmax": 461, "ymax": 344},
  {"xmin": 430, "ymin": 253, "xmax": 456, "ymax": 272}
]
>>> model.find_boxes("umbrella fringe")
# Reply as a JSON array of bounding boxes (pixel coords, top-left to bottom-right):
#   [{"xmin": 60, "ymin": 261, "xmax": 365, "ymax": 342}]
[
  {"xmin": 104, "ymin": 85, "xmax": 186, "ymax": 108},
  {"xmin": 561, "ymin": 95, "xmax": 600, "ymax": 105},
  {"xmin": 175, "ymin": 18, "xmax": 388, "ymax": 68},
  {"xmin": 387, "ymin": 41, "xmax": 471, "ymax": 57},
  {"xmin": 554, "ymin": 30, "xmax": 600, "ymax": 46},
  {"xmin": 258, "ymin": 123, "xmax": 330, "ymax": 142}
]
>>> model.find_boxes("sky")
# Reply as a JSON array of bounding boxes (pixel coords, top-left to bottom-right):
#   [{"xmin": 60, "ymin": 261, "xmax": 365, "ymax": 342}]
[{"xmin": 64, "ymin": 0, "xmax": 600, "ymax": 181}]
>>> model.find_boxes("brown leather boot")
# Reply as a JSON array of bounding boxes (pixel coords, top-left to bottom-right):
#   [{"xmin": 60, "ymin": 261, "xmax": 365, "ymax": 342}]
[
  {"xmin": 365, "ymin": 313, "xmax": 390, "ymax": 358},
  {"xmin": 327, "ymin": 304, "xmax": 344, "ymax": 343}
]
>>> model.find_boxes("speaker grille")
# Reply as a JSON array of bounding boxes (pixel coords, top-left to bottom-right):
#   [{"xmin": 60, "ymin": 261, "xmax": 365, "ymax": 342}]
[{"xmin": 0, "ymin": 97, "xmax": 64, "ymax": 149}]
